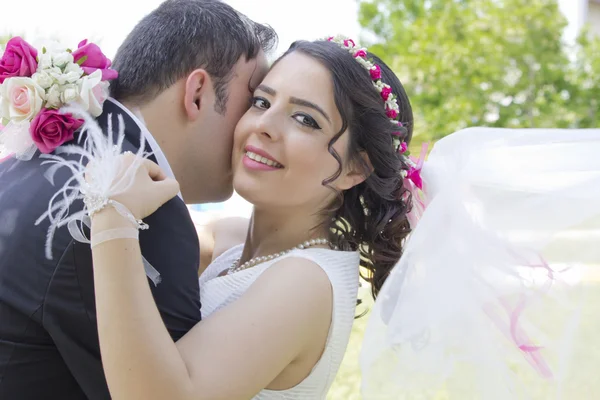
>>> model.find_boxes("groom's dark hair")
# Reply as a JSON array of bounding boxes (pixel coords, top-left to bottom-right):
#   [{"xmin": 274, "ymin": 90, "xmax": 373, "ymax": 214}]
[{"xmin": 110, "ymin": 0, "xmax": 277, "ymax": 113}]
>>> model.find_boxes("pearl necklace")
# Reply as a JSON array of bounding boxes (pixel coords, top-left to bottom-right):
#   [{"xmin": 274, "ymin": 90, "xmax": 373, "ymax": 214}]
[{"xmin": 228, "ymin": 238, "xmax": 333, "ymax": 274}]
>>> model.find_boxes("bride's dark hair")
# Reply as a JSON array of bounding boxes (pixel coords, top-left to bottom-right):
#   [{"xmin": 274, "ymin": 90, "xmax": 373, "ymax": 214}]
[{"xmin": 275, "ymin": 40, "xmax": 414, "ymax": 299}]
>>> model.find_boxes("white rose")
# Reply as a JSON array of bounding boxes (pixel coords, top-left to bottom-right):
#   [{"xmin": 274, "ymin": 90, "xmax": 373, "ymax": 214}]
[
  {"xmin": 0, "ymin": 77, "xmax": 45, "ymax": 122},
  {"xmin": 46, "ymin": 84, "xmax": 62, "ymax": 109},
  {"xmin": 61, "ymin": 83, "xmax": 80, "ymax": 104},
  {"xmin": 32, "ymin": 71, "xmax": 54, "ymax": 90},
  {"xmin": 52, "ymin": 51, "xmax": 74, "ymax": 67},
  {"xmin": 76, "ymin": 70, "xmax": 107, "ymax": 117}
]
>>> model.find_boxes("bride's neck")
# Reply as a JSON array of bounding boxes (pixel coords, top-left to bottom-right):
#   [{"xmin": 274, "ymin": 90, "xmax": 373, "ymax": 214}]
[{"xmin": 240, "ymin": 207, "xmax": 327, "ymax": 263}]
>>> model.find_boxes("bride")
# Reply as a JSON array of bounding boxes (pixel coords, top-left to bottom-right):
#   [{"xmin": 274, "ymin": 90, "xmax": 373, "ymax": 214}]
[
  {"xmin": 79, "ymin": 35, "xmax": 414, "ymax": 399},
  {"xmin": 47, "ymin": 36, "xmax": 600, "ymax": 399}
]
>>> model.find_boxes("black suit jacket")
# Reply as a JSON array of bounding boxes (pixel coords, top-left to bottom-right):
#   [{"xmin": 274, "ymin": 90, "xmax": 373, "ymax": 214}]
[{"xmin": 0, "ymin": 100, "xmax": 201, "ymax": 399}]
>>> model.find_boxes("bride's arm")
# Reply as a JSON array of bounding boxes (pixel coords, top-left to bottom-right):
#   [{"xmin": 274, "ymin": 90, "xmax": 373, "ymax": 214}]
[{"xmin": 91, "ymin": 209, "xmax": 332, "ymax": 400}]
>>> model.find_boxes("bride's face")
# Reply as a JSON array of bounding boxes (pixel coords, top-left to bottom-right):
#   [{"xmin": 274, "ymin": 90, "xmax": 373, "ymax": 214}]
[{"xmin": 231, "ymin": 51, "xmax": 354, "ymax": 212}]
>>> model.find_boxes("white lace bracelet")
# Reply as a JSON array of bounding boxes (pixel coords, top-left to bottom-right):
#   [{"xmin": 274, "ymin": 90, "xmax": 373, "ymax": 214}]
[{"xmin": 91, "ymin": 227, "xmax": 140, "ymax": 248}]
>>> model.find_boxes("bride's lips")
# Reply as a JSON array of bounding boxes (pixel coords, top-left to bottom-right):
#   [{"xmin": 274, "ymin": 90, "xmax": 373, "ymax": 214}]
[{"xmin": 242, "ymin": 145, "xmax": 283, "ymax": 172}]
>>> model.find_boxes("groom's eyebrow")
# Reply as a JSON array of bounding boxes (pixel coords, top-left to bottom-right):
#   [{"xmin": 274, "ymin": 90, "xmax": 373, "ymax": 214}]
[{"xmin": 256, "ymin": 84, "xmax": 331, "ymax": 123}]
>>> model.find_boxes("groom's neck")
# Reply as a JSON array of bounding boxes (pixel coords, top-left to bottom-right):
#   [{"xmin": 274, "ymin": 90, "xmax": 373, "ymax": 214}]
[{"xmin": 122, "ymin": 97, "xmax": 183, "ymax": 179}]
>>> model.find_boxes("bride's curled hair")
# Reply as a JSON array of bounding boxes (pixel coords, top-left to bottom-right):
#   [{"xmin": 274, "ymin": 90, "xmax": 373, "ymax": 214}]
[{"xmin": 278, "ymin": 40, "xmax": 414, "ymax": 299}]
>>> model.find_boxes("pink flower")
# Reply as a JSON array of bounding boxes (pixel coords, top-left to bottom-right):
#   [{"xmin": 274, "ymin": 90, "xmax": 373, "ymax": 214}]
[
  {"xmin": 72, "ymin": 39, "xmax": 118, "ymax": 81},
  {"xmin": 354, "ymin": 49, "xmax": 367, "ymax": 59},
  {"xmin": 400, "ymin": 142, "xmax": 408, "ymax": 153},
  {"xmin": 327, "ymin": 36, "xmax": 334, "ymax": 41},
  {"xmin": 406, "ymin": 167, "xmax": 423, "ymax": 190},
  {"xmin": 380, "ymin": 86, "xmax": 392, "ymax": 101},
  {"xmin": 30, "ymin": 109, "xmax": 83, "ymax": 153},
  {"xmin": 0, "ymin": 37, "xmax": 38, "ymax": 83},
  {"xmin": 0, "ymin": 77, "xmax": 45, "ymax": 122},
  {"xmin": 386, "ymin": 108, "xmax": 399, "ymax": 119},
  {"xmin": 370, "ymin": 65, "xmax": 382, "ymax": 80},
  {"xmin": 343, "ymin": 39, "xmax": 355, "ymax": 48}
]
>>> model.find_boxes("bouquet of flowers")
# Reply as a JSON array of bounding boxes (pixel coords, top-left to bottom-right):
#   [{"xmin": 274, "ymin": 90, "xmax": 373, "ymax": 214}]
[{"xmin": 0, "ymin": 36, "xmax": 117, "ymax": 160}]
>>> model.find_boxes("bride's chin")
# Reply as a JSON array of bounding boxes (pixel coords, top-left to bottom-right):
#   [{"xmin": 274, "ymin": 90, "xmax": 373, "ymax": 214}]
[{"xmin": 232, "ymin": 175, "xmax": 263, "ymax": 205}]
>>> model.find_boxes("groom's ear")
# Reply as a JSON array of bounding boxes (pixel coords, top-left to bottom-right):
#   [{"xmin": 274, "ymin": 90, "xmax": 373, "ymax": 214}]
[{"xmin": 183, "ymin": 69, "xmax": 210, "ymax": 121}]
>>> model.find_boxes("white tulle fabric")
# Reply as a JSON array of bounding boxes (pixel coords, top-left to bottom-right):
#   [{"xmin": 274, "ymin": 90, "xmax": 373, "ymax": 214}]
[
  {"xmin": 34, "ymin": 105, "xmax": 161, "ymax": 285},
  {"xmin": 360, "ymin": 127, "xmax": 600, "ymax": 399}
]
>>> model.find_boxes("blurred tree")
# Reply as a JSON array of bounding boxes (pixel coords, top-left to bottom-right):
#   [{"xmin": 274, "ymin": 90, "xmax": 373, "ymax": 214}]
[
  {"xmin": 567, "ymin": 26, "xmax": 600, "ymax": 129},
  {"xmin": 358, "ymin": 0, "xmax": 578, "ymax": 143}
]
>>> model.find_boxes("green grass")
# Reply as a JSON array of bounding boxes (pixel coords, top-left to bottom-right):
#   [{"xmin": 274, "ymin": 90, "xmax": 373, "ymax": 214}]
[{"xmin": 328, "ymin": 283, "xmax": 600, "ymax": 399}]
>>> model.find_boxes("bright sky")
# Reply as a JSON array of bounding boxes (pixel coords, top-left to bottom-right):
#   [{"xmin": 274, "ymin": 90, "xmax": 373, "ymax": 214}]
[
  {"xmin": 1, "ymin": 0, "xmax": 581, "ymax": 56},
  {"xmin": 0, "ymin": 0, "xmax": 360, "ymax": 59}
]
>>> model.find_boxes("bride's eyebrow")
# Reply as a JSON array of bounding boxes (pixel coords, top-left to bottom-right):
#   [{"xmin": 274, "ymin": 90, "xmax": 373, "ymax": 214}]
[
  {"xmin": 289, "ymin": 97, "xmax": 330, "ymax": 123},
  {"xmin": 256, "ymin": 84, "xmax": 276, "ymax": 95},
  {"xmin": 255, "ymin": 84, "xmax": 331, "ymax": 122}
]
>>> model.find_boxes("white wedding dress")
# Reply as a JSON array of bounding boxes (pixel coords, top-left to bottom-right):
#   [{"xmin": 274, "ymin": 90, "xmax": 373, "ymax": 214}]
[{"xmin": 199, "ymin": 244, "xmax": 360, "ymax": 399}]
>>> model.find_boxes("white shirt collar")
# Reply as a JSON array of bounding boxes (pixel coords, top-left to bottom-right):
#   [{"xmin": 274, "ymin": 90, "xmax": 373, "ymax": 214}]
[{"xmin": 107, "ymin": 98, "xmax": 183, "ymax": 201}]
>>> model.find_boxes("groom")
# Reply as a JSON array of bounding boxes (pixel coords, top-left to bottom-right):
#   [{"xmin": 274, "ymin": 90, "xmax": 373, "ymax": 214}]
[{"xmin": 0, "ymin": 1, "xmax": 276, "ymax": 399}]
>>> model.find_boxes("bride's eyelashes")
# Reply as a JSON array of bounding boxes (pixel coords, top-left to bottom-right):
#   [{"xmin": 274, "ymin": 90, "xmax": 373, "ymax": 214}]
[
  {"xmin": 292, "ymin": 113, "xmax": 321, "ymax": 130},
  {"xmin": 250, "ymin": 96, "xmax": 322, "ymax": 131},
  {"xmin": 251, "ymin": 96, "xmax": 270, "ymax": 110}
]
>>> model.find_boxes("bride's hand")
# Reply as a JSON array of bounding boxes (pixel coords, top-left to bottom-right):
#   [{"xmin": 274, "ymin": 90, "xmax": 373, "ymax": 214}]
[{"xmin": 88, "ymin": 153, "xmax": 180, "ymax": 220}]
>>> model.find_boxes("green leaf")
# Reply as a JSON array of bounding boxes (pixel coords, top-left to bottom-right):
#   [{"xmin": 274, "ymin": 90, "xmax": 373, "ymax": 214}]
[
  {"xmin": 42, "ymin": 46, "xmax": 46, "ymax": 54},
  {"xmin": 76, "ymin": 55, "xmax": 88, "ymax": 66}
]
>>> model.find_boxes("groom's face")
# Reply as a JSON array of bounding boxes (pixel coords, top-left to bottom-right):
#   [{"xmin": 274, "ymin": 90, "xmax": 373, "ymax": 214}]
[{"xmin": 187, "ymin": 52, "xmax": 269, "ymax": 203}]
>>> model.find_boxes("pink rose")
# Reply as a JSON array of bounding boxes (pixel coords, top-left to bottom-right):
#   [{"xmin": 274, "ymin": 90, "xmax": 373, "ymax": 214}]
[
  {"xmin": 380, "ymin": 86, "xmax": 392, "ymax": 101},
  {"xmin": 370, "ymin": 65, "xmax": 382, "ymax": 80},
  {"xmin": 343, "ymin": 39, "xmax": 355, "ymax": 48},
  {"xmin": 386, "ymin": 108, "xmax": 399, "ymax": 119},
  {"xmin": 0, "ymin": 37, "xmax": 38, "ymax": 83},
  {"xmin": 30, "ymin": 109, "xmax": 83, "ymax": 153},
  {"xmin": 72, "ymin": 39, "xmax": 118, "ymax": 81}
]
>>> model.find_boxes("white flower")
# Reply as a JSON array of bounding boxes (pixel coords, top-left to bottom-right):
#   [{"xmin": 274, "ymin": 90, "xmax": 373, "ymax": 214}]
[
  {"xmin": 63, "ymin": 62, "xmax": 84, "ymax": 83},
  {"xmin": 38, "ymin": 52, "xmax": 53, "ymax": 70},
  {"xmin": 48, "ymin": 67, "xmax": 67, "ymax": 85},
  {"xmin": 52, "ymin": 51, "xmax": 74, "ymax": 67},
  {"xmin": 61, "ymin": 83, "xmax": 79, "ymax": 104},
  {"xmin": 76, "ymin": 70, "xmax": 107, "ymax": 117},
  {"xmin": 46, "ymin": 84, "xmax": 62, "ymax": 109},
  {"xmin": 64, "ymin": 62, "xmax": 83, "ymax": 76},
  {"xmin": 32, "ymin": 71, "xmax": 54, "ymax": 90},
  {"xmin": 0, "ymin": 77, "xmax": 45, "ymax": 122}
]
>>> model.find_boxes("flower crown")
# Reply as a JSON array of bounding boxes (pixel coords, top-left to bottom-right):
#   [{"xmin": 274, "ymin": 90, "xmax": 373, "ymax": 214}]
[
  {"xmin": 0, "ymin": 36, "xmax": 117, "ymax": 161},
  {"xmin": 326, "ymin": 35, "xmax": 407, "ymax": 155},
  {"xmin": 325, "ymin": 35, "xmax": 427, "ymax": 221}
]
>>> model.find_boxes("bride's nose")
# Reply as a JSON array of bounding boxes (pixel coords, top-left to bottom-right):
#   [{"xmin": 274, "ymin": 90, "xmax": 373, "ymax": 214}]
[{"xmin": 255, "ymin": 111, "xmax": 281, "ymax": 141}]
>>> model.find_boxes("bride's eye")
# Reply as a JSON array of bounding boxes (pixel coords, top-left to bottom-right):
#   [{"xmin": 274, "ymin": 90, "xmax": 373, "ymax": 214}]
[
  {"xmin": 251, "ymin": 96, "xmax": 270, "ymax": 110},
  {"xmin": 293, "ymin": 113, "xmax": 321, "ymax": 130}
]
